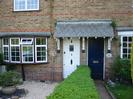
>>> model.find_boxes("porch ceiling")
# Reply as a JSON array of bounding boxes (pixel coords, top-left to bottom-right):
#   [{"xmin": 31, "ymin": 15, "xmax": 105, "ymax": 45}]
[
  {"xmin": 55, "ymin": 20, "xmax": 114, "ymax": 38},
  {"xmin": 0, "ymin": 32, "xmax": 51, "ymax": 37}
]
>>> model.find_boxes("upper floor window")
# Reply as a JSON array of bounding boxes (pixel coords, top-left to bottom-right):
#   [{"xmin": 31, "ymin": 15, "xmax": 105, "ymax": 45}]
[{"xmin": 14, "ymin": 0, "xmax": 39, "ymax": 11}]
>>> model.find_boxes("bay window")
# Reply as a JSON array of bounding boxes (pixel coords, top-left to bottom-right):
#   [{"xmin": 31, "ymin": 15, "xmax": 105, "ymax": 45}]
[{"xmin": 2, "ymin": 37, "xmax": 47, "ymax": 63}]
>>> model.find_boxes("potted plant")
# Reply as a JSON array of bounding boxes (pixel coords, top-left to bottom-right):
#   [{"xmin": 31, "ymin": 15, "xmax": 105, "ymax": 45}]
[{"xmin": 0, "ymin": 71, "xmax": 21, "ymax": 95}]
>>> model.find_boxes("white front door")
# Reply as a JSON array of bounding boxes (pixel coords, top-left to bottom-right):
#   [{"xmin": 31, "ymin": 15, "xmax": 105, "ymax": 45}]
[{"xmin": 63, "ymin": 38, "xmax": 80, "ymax": 78}]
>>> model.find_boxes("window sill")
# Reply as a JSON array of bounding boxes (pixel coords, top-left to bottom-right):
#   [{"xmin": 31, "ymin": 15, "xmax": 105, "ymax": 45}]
[
  {"xmin": 13, "ymin": 9, "xmax": 40, "ymax": 12},
  {"xmin": 4, "ymin": 62, "xmax": 49, "ymax": 65}
]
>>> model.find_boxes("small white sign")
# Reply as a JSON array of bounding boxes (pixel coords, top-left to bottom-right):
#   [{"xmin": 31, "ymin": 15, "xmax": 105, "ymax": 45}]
[{"xmin": 106, "ymin": 53, "xmax": 112, "ymax": 58}]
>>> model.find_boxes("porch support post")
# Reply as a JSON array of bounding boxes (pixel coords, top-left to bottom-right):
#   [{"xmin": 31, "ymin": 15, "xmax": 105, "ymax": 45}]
[
  {"xmin": 82, "ymin": 37, "xmax": 85, "ymax": 51},
  {"xmin": 57, "ymin": 38, "xmax": 60, "ymax": 51}
]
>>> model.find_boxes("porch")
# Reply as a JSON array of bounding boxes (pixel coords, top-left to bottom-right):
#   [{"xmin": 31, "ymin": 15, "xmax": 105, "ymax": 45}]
[{"xmin": 55, "ymin": 20, "xmax": 114, "ymax": 80}]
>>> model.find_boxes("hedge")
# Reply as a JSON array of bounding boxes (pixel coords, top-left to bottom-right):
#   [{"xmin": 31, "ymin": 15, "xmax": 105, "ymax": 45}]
[
  {"xmin": 131, "ymin": 38, "xmax": 133, "ymax": 83},
  {"xmin": 47, "ymin": 65, "xmax": 99, "ymax": 99}
]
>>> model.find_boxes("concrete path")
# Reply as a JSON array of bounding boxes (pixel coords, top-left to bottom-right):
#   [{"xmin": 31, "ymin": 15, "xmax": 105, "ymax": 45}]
[
  {"xmin": 18, "ymin": 81, "xmax": 58, "ymax": 99},
  {"xmin": 95, "ymin": 80, "xmax": 112, "ymax": 99}
]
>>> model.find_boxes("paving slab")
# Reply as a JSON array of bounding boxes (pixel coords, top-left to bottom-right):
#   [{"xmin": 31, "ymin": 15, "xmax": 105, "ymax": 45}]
[
  {"xmin": 18, "ymin": 81, "xmax": 58, "ymax": 99},
  {"xmin": 95, "ymin": 80, "xmax": 112, "ymax": 99}
]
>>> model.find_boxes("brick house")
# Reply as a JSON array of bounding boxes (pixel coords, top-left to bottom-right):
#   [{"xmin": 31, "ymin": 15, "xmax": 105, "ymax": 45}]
[{"xmin": 0, "ymin": 0, "xmax": 133, "ymax": 81}]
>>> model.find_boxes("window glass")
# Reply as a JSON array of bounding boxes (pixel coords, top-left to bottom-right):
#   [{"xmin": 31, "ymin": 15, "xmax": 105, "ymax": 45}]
[
  {"xmin": 22, "ymin": 46, "xmax": 34, "ymax": 63},
  {"xmin": 3, "ymin": 38, "xmax": 9, "ymax": 45},
  {"xmin": 123, "ymin": 49, "xmax": 127, "ymax": 53},
  {"xmin": 14, "ymin": 0, "xmax": 39, "ymax": 11},
  {"xmin": 129, "ymin": 37, "xmax": 132, "ymax": 41},
  {"xmin": 21, "ymin": 38, "xmax": 33, "ymax": 45},
  {"xmin": 123, "ymin": 37, "xmax": 127, "ymax": 41},
  {"xmin": 36, "ymin": 37, "xmax": 46, "ymax": 45},
  {"xmin": 15, "ymin": 0, "xmax": 26, "ymax": 10},
  {"xmin": 27, "ymin": 0, "xmax": 38, "ymax": 9},
  {"xmin": 3, "ymin": 47, "xmax": 9, "ymax": 61},
  {"xmin": 11, "ymin": 47, "xmax": 20, "ymax": 62},
  {"xmin": 123, "ymin": 43, "xmax": 127, "ymax": 47},
  {"xmin": 128, "ymin": 54, "xmax": 131, "ymax": 59},
  {"xmin": 37, "ymin": 47, "xmax": 46, "ymax": 61},
  {"xmin": 11, "ymin": 38, "xmax": 19, "ymax": 45},
  {"xmin": 121, "ymin": 36, "xmax": 132, "ymax": 59},
  {"xmin": 69, "ymin": 45, "xmax": 74, "ymax": 52}
]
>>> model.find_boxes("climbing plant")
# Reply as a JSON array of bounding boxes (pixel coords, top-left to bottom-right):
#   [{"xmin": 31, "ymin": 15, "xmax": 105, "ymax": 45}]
[
  {"xmin": 131, "ymin": 38, "xmax": 133, "ymax": 83},
  {"xmin": 111, "ymin": 20, "xmax": 117, "ymax": 29}
]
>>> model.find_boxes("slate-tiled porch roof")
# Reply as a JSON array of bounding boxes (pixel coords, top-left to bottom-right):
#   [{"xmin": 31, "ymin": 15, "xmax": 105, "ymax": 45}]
[{"xmin": 55, "ymin": 20, "xmax": 114, "ymax": 38}]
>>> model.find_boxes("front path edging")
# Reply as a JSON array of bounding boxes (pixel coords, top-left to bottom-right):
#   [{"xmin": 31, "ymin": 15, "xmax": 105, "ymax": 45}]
[{"xmin": 104, "ymin": 82, "xmax": 116, "ymax": 99}]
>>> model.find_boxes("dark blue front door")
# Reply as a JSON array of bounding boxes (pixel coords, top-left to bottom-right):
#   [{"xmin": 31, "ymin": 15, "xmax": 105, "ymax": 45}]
[{"xmin": 88, "ymin": 38, "xmax": 104, "ymax": 80}]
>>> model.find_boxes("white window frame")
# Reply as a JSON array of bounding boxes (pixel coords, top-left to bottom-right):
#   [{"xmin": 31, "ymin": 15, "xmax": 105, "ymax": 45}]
[
  {"xmin": 21, "ymin": 38, "xmax": 33, "ymax": 45},
  {"xmin": 10, "ymin": 38, "xmax": 20, "ymax": 63},
  {"xmin": 35, "ymin": 37, "xmax": 47, "ymax": 63},
  {"xmin": 21, "ymin": 38, "xmax": 34, "ymax": 63},
  {"xmin": 14, "ymin": 0, "xmax": 39, "ymax": 11},
  {"xmin": 22, "ymin": 45, "xmax": 34, "ymax": 63},
  {"xmin": 2, "ymin": 39, "xmax": 9, "ymax": 62},
  {"xmin": 2, "ymin": 37, "xmax": 48, "ymax": 64},
  {"xmin": 118, "ymin": 31, "xmax": 133, "ymax": 59}
]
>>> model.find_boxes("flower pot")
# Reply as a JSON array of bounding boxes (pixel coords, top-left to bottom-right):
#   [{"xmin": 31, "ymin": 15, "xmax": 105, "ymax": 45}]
[{"xmin": 1, "ymin": 86, "xmax": 16, "ymax": 95}]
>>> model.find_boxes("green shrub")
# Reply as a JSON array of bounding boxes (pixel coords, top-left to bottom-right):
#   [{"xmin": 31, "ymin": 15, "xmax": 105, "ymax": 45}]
[
  {"xmin": 111, "ymin": 20, "xmax": 117, "ymax": 29},
  {"xmin": 0, "ymin": 71, "xmax": 21, "ymax": 87},
  {"xmin": 131, "ymin": 37, "xmax": 133, "ymax": 83},
  {"xmin": 108, "ymin": 84, "xmax": 133, "ymax": 99},
  {"xmin": 47, "ymin": 65, "xmax": 99, "ymax": 99},
  {"xmin": 6, "ymin": 64, "xmax": 16, "ymax": 71},
  {"xmin": 111, "ymin": 57, "xmax": 131, "ymax": 83},
  {"xmin": 0, "ymin": 53, "xmax": 3, "ymax": 65}
]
